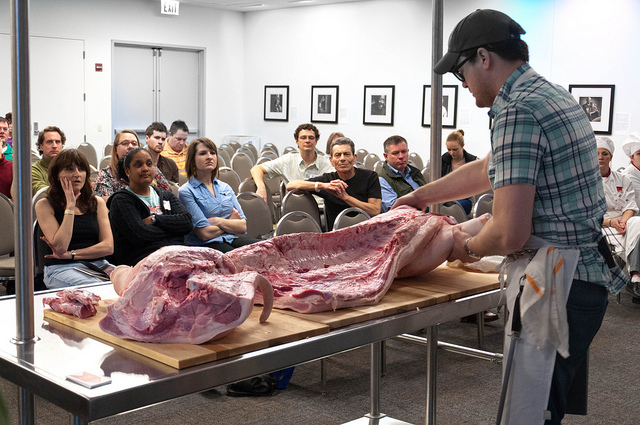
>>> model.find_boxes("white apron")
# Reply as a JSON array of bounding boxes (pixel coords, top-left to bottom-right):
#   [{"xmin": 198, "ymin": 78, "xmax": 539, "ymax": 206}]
[{"xmin": 499, "ymin": 236, "xmax": 581, "ymax": 425}]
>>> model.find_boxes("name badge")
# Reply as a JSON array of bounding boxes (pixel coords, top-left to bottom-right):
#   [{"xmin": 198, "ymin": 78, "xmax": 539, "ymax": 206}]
[{"xmin": 163, "ymin": 200, "xmax": 171, "ymax": 211}]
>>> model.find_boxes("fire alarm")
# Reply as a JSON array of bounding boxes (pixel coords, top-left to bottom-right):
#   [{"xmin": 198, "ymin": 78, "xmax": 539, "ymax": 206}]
[{"xmin": 95, "ymin": 63, "xmax": 103, "ymax": 72}]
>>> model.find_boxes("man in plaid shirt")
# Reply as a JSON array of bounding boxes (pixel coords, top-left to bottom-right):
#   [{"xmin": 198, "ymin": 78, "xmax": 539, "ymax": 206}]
[{"xmin": 394, "ymin": 9, "xmax": 623, "ymax": 425}]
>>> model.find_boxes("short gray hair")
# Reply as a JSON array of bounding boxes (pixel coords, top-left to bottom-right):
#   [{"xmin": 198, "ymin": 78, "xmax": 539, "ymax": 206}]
[{"xmin": 329, "ymin": 137, "xmax": 355, "ymax": 156}]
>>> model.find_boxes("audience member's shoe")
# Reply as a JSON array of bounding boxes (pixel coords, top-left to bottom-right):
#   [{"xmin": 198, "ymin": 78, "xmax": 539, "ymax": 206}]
[{"xmin": 461, "ymin": 311, "xmax": 499, "ymax": 323}]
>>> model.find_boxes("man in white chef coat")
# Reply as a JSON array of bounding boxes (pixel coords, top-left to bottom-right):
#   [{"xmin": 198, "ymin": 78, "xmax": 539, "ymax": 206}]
[{"xmin": 394, "ymin": 9, "xmax": 625, "ymax": 425}]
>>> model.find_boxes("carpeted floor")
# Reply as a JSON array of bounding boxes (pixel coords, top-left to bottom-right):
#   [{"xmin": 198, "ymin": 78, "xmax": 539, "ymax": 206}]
[{"xmin": 1, "ymin": 288, "xmax": 639, "ymax": 424}]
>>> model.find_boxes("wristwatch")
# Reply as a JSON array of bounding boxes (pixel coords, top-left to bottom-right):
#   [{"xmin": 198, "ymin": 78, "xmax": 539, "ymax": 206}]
[
  {"xmin": 463, "ymin": 237, "xmax": 483, "ymax": 260},
  {"xmin": 150, "ymin": 214, "xmax": 157, "ymax": 224},
  {"xmin": 70, "ymin": 250, "xmax": 76, "ymax": 260}
]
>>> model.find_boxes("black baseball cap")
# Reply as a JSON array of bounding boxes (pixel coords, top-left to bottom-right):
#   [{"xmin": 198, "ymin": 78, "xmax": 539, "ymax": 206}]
[{"xmin": 434, "ymin": 9, "xmax": 525, "ymax": 75}]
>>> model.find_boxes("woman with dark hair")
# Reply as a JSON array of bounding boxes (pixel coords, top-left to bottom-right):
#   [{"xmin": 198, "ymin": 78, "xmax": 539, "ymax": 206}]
[
  {"xmin": 107, "ymin": 148, "xmax": 192, "ymax": 266},
  {"xmin": 34, "ymin": 149, "xmax": 114, "ymax": 289},
  {"xmin": 94, "ymin": 129, "xmax": 170, "ymax": 202},
  {"xmin": 179, "ymin": 138, "xmax": 259, "ymax": 252}
]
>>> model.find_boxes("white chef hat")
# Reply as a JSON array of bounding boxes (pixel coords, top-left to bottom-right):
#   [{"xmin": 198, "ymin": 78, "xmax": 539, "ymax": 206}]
[
  {"xmin": 622, "ymin": 133, "xmax": 640, "ymax": 157},
  {"xmin": 596, "ymin": 136, "xmax": 615, "ymax": 155}
]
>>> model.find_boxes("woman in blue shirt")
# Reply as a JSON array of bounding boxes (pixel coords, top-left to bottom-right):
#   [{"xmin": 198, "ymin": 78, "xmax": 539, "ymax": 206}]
[{"xmin": 179, "ymin": 137, "xmax": 260, "ymax": 253}]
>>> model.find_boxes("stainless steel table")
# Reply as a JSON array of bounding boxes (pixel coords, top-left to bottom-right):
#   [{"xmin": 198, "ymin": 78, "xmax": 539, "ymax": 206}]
[{"xmin": 0, "ymin": 279, "xmax": 503, "ymax": 424}]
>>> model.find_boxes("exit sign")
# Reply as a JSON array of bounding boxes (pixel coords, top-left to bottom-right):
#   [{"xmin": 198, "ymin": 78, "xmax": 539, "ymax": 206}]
[{"xmin": 161, "ymin": 0, "xmax": 179, "ymax": 15}]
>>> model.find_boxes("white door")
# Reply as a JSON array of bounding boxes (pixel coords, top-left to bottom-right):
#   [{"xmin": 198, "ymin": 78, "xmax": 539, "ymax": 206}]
[{"xmin": 112, "ymin": 43, "xmax": 202, "ymax": 139}]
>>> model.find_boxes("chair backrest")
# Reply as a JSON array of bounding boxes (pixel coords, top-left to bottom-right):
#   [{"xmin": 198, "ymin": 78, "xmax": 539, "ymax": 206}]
[
  {"xmin": 356, "ymin": 148, "xmax": 369, "ymax": 159},
  {"xmin": 473, "ymin": 193, "xmax": 494, "ymax": 218},
  {"xmin": 237, "ymin": 146, "xmax": 257, "ymax": 163},
  {"xmin": 217, "ymin": 167, "xmax": 241, "ymax": 194},
  {"xmin": 281, "ymin": 189, "xmax": 322, "ymax": 230},
  {"xmin": 169, "ymin": 182, "xmax": 180, "ymax": 197},
  {"xmin": 228, "ymin": 140, "xmax": 241, "ymax": 152},
  {"xmin": 275, "ymin": 211, "xmax": 322, "ymax": 236},
  {"xmin": 33, "ymin": 220, "xmax": 47, "ymax": 278},
  {"xmin": 421, "ymin": 165, "xmax": 431, "ymax": 184},
  {"xmin": 0, "ymin": 193, "xmax": 14, "ymax": 255},
  {"xmin": 440, "ymin": 201, "xmax": 468, "ymax": 223},
  {"xmin": 217, "ymin": 148, "xmax": 232, "ymax": 168},
  {"xmin": 373, "ymin": 160, "xmax": 385, "ymax": 175},
  {"xmin": 237, "ymin": 191, "xmax": 274, "ymax": 239},
  {"xmin": 243, "ymin": 143, "xmax": 259, "ymax": 161},
  {"xmin": 178, "ymin": 172, "xmax": 189, "ymax": 186},
  {"xmin": 263, "ymin": 143, "xmax": 279, "ymax": 156},
  {"xmin": 333, "ymin": 207, "xmax": 371, "ymax": 230},
  {"xmin": 256, "ymin": 156, "xmax": 272, "ymax": 165},
  {"xmin": 239, "ymin": 177, "xmax": 277, "ymax": 223},
  {"xmin": 408, "ymin": 152, "xmax": 424, "ymax": 170},
  {"xmin": 355, "ymin": 161, "xmax": 365, "ymax": 169},
  {"xmin": 260, "ymin": 150, "xmax": 278, "ymax": 160},
  {"xmin": 32, "ymin": 186, "xmax": 49, "ymax": 223},
  {"xmin": 230, "ymin": 152, "xmax": 254, "ymax": 182},
  {"xmin": 219, "ymin": 144, "xmax": 235, "ymax": 161},
  {"xmin": 99, "ymin": 155, "xmax": 111, "ymax": 170},
  {"xmin": 364, "ymin": 153, "xmax": 381, "ymax": 170},
  {"xmin": 30, "ymin": 149, "xmax": 41, "ymax": 164},
  {"xmin": 104, "ymin": 144, "xmax": 113, "ymax": 157},
  {"xmin": 77, "ymin": 143, "xmax": 98, "ymax": 169},
  {"xmin": 283, "ymin": 146, "xmax": 298, "ymax": 155}
]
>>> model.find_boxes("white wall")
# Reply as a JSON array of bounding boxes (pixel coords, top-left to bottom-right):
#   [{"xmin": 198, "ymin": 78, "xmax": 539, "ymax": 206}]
[
  {"xmin": 0, "ymin": 0, "xmax": 245, "ymax": 156},
  {"xmin": 243, "ymin": 0, "xmax": 639, "ymax": 172},
  {"xmin": 1, "ymin": 0, "xmax": 639, "ymax": 171}
]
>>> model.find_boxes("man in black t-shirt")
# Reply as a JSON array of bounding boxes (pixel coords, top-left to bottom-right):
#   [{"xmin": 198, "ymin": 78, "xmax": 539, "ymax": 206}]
[{"xmin": 287, "ymin": 137, "xmax": 381, "ymax": 230}]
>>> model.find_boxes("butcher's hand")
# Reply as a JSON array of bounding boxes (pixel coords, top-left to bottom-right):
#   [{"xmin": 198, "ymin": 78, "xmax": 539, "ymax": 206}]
[
  {"xmin": 391, "ymin": 190, "xmax": 429, "ymax": 212},
  {"xmin": 447, "ymin": 225, "xmax": 480, "ymax": 263}
]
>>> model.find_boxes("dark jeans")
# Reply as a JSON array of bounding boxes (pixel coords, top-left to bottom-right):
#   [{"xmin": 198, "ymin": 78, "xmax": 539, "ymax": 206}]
[
  {"xmin": 205, "ymin": 236, "xmax": 261, "ymax": 253},
  {"xmin": 545, "ymin": 279, "xmax": 609, "ymax": 424}
]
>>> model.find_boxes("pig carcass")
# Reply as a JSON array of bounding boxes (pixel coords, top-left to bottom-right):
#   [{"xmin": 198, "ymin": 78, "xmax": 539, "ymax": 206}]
[
  {"xmin": 226, "ymin": 206, "xmax": 487, "ymax": 313},
  {"xmin": 43, "ymin": 289, "xmax": 102, "ymax": 319},
  {"xmin": 100, "ymin": 247, "xmax": 273, "ymax": 344}
]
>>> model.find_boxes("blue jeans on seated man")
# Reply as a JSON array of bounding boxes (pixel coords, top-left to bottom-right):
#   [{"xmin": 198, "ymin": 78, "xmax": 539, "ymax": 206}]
[
  {"xmin": 545, "ymin": 279, "xmax": 608, "ymax": 424},
  {"xmin": 44, "ymin": 259, "xmax": 113, "ymax": 290}
]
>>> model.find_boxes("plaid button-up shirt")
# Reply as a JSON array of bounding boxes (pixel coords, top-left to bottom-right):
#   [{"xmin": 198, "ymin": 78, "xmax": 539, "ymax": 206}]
[{"xmin": 488, "ymin": 63, "xmax": 619, "ymax": 293}]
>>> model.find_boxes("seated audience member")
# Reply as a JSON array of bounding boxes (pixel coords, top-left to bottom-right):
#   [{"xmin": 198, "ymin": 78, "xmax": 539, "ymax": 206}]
[
  {"xmin": 619, "ymin": 135, "xmax": 640, "ymax": 298},
  {"xmin": 34, "ymin": 149, "xmax": 114, "ymax": 289},
  {"xmin": 622, "ymin": 133, "xmax": 640, "ymax": 207},
  {"xmin": 4, "ymin": 113, "xmax": 12, "ymax": 157},
  {"xmin": 32, "ymin": 126, "xmax": 66, "ymax": 195},
  {"xmin": 179, "ymin": 138, "xmax": 260, "ymax": 252},
  {"xmin": 251, "ymin": 123, "xmax": 334, "ymax": 203},
  {"xmin": 378, "ymin": 135, "xmax": 427, "ymax": 212},
  {"xmin": 287, "ymin": 137, "xmax": 381, "ymax": 231},
  {"xmin": 0, "ymin": 117, "xmax": 10, "ymax": 161},
  {"xmin": 145, "ymin": 121, "xmax": 179, "ymax": 184},
  {"xmin": 441, "ymin": 129, "xmax": 477, "ymax": 214},
  {"xmin": 0, "ymin": 149, "xmax": 12, "ymax": 200},
  {"xmin": 107, "ymin": 148, "xmax": 192, "ymax": 266},
  {"xmin": 325, "ymin": 132, "xmax": 344, "ymax": 155},
  {"xmin": 94, "ymin": 130, "xmax": 170, "ymax": 202},
  {"xmin": 161, "ymin": 120, "xmax": 190, "ymax": 176}
]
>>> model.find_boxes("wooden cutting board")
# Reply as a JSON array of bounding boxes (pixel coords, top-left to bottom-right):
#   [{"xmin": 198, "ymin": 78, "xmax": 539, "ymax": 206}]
[
  {"xmin": 281, "ymin": 265, "xmax": 499, "ymax": 329},
  {"xmin": 43, "ymin": 302, "xmax": 329, "ymax": 369}
]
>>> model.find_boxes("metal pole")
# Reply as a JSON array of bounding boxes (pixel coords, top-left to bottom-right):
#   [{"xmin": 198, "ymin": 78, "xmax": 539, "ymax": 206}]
[
  {"xmin": 425, "ymin": 325, "xmax": 438, "ymax": 425},
  {"xmin": 429, "ymin": 0, "xmax": 444, "ymax": 214},
  {"xmin": 366, "ymin": 341, "xmax": 386, "ymax": 422},
  {"xmin": 10, "ymin": 0, "xmax": 36, "ymax": 422}
]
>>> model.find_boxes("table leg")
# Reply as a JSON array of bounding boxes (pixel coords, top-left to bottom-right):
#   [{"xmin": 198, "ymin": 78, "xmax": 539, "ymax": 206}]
[{"xmin": 425, "ymin": 325, "xmax": 438, "ymax": 425}]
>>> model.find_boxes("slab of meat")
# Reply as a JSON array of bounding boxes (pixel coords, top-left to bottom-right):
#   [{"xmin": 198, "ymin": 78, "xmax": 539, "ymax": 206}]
[
  {"xmin": 100, "ymin": 246, "xmax": 273, "ymax": 344},
  {"xmin": 226, "ymin": 206, "xmax": 487, "ymax": 313},
  {"xmin": 43, "ymin": 289, "xmax": 102, "ymax": 319}
]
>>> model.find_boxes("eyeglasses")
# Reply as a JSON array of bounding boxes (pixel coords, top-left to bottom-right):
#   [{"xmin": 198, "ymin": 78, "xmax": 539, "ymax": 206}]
[
  {"xmin": 452, "ymin": 52, "xmax": 476, "ymax": 82},
  {"xmin": 118, "ymin": 141, "xmax": 139, "ymax": 147}
]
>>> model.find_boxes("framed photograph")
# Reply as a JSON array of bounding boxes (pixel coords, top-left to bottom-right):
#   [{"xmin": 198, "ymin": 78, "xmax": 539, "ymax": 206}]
[
  {"xmin": 363, "ymin": 85, "xmax": 395, "ymax": 126},
  {"xmin": 264, "ymin": 85, "xmax": 289, "ymax": 121},
  {"xmin": 568, "ymin": 84, "xmax": 615, "ymax": 134},
  {"xmin": 311, "ymin": 86, "xmax": 339, "ymax": 124},
  {"xmin": 422, "ymin": 85, "xmax": 458, "ymax": 128}
]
